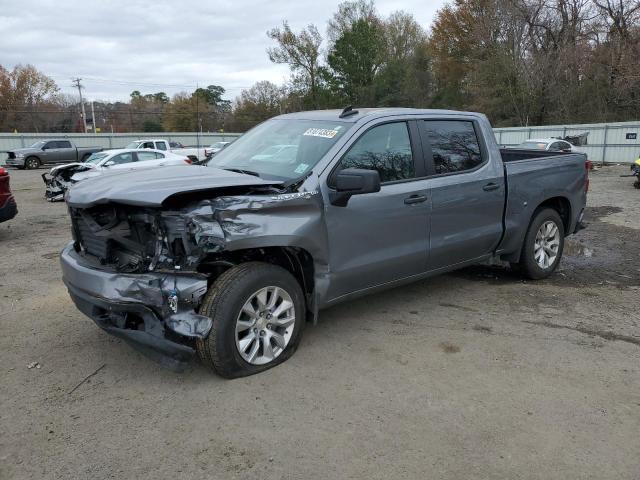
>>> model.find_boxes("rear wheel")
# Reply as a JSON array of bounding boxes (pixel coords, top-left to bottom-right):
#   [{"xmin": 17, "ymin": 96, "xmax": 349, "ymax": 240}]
[
  {"xmin": 516, "ymin": 208, "xmax": 565, "ymax": 279},
  {"xmin": 25, "ymin": 157, "xmax": 40, "ymax": 169},
  {"xmin": 196, "ymin": 262, "xmax": 306, "ymax": 378}
]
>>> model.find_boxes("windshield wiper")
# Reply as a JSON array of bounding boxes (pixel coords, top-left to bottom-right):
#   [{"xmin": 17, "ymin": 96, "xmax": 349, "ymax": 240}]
[{"xmin": 222, "ymin": 167, "xmax": 261, "ymax": 178}]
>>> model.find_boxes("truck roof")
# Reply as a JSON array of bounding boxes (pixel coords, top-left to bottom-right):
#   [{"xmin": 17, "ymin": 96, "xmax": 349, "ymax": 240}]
[{"xmin": 276, "ymin": 108, "xmax": 481, "ymax": 122}]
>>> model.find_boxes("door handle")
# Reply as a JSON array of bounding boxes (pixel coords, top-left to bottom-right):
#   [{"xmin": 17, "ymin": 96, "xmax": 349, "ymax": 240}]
[
  {"xmin": 404, "ymin": 194, "xmax": 428, "ymax": 205},
  {"xmin": 483, "ymin": 183, "xmax": 500, "ymax": 191}
]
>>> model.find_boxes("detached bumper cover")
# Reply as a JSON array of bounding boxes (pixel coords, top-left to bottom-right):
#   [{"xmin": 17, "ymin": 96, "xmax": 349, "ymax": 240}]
[{"xmin": 60, "ymin": 242, "xmax": 211, "ymax": 368}]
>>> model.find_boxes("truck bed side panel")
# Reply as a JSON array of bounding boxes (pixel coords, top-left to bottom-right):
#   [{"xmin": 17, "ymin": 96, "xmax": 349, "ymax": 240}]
[{"xmin": 497, "ymin": 153, "xmax": 587, "ymax": 259}]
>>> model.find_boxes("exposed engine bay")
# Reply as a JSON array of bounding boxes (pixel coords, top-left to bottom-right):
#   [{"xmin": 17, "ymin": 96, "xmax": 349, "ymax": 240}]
[{"xmin": 42, "ymin": 163, "xmax": 95, "ymax": 202}]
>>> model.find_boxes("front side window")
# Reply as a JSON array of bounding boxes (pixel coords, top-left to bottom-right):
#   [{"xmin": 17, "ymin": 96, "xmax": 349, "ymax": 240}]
[
  {"xmin": 141, "ymin": 142, "xmax": 154, "ymax": 149},
  {"xmin": 338, "ymin": 122, "xmax": 414, "ymax": 183},
  {"xmin": 43, "ymin": 142, "xmax": 56, "ymax": 150},
  {"xmin": 423, "ymin": 120, "xmax": 483, "ymax": 174},
  {"xmin": 108, "ymin": 152, "xmax": 135, "ymax": 165}
]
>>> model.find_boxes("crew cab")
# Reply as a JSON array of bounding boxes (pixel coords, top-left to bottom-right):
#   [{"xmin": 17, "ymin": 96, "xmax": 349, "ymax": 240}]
[
  {"xmin": 125, "ymin": 138, "xmax": 207, "ymax": 162},
  {"xmin": 59, "ymin": 108, "xmax": 588, "ymax": 377},
  {"xmin": 6, "ymin": 140, "xmax": 103, "ymax": 170}
]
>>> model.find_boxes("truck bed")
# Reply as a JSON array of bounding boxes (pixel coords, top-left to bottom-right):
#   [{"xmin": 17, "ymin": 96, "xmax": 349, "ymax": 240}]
[{"xmin": 497, "ymin": 149, "xmax": 588, "ymax": 260}]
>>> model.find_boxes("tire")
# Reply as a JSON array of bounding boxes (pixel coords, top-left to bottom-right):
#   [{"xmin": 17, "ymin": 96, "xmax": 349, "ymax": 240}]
[
  {"xmin": 196, "ymin": 262, "xmax": 306, "ymax": 378},
  {"xmin": 24, "ymin": 156, "xmax": 40, "ymax": 170},
  {"xmin": 517, "ymin": 208, "xmax": 565, "ymax": 280}
]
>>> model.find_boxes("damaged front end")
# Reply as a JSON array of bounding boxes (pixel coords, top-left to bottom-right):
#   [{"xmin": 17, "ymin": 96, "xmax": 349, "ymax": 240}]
[
  {"xmin": 43, "ymin": 164, "xmax": 93, "ymax": 202},
  {"xmin": 61, "ymin": 181, "xmax": 327, "ymax": 368}
]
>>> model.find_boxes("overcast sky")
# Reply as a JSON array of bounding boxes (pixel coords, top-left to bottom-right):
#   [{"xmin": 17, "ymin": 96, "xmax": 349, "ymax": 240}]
[{"xmin": 0, "ymin": 0, "xmax": 446, "ymax": 103}]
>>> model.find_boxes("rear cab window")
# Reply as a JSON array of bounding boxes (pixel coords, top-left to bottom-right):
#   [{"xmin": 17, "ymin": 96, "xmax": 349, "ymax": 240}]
[{"xmin": 421, "ymin": 120, "xmax": 484, "ymax": 174}]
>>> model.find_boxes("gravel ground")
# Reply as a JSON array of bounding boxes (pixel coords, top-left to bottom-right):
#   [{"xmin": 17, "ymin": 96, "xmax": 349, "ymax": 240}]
[{"xmin": 1, "ymin": 166, "xmax": 638, "ymax": 480}]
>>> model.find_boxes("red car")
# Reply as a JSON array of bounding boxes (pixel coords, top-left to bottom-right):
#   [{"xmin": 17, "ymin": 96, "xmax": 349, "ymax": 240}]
[{"xmin": 0, "ymin": 167, "xmax": 18, "ymax": 223}]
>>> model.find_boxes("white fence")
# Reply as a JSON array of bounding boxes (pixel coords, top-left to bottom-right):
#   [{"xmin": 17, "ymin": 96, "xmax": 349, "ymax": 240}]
[
  {"xmin": 0, "ymin": 132, "xmax": 242, "ymax": 154},
  {"xmin": 493, "ymin": 121, "xmax": 640, "ymax": 164}
]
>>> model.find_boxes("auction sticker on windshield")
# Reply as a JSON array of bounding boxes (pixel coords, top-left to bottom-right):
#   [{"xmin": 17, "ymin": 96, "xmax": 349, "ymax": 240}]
[{"xmin": 303, "ymin": 128, "xmax": 339, "ymax": 139}]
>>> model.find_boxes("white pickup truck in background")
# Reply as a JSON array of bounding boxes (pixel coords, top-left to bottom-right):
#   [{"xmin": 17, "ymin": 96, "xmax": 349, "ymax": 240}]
[{"xmin": 125, "ymin": 139, "xmax": 207, "ymax": 162}]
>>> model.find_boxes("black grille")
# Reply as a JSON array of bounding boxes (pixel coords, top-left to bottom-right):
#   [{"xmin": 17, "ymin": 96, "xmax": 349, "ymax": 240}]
[{"xmin": 75, "ymin": 215, "xmax": 110, "ymax": 258}]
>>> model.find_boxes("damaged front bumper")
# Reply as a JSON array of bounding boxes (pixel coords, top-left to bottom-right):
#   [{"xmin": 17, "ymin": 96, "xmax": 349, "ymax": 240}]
[
  {"xmin": 60, "ymin": 242, "xmax": 211, "ymax": 369},
  {"xmin": 42, "ymin": 172, "xmax": 66, "ymax": 202}
]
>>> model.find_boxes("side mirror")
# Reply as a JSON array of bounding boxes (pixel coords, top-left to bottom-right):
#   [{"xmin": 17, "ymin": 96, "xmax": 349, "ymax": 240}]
[
  {"xmin": 330, "ymin": 168, "xmax": 381, "ymax": 207},
  {"xmin": 41, "ymin": 146, "xmax": 48, "ymax": 151},
  {"xmin": 103, "ymin": 160, "xmax": 115, "ymax": 167}
]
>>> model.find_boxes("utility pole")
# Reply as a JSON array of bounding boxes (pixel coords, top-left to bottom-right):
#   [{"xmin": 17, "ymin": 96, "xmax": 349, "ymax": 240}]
[
  {"xmin": 72, "ymin": 78, "xmax": 88, "ymax": 133},
  {"xmin": 90, "ymin": 101, "xmax": 96, "ymax": 133}
]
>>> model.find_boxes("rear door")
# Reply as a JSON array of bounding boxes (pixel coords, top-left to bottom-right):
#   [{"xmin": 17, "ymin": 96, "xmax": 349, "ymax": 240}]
[
  {"xmin": 323, "ymin": 120, "xmax": 431, "ymax": 300},
  {"xmin": 418, "ymin": 119, "xmax": 505, "ymax": 271},
  {"xmin": 55, "ymin": 140, "xmax": 74, "ymax": 162}
]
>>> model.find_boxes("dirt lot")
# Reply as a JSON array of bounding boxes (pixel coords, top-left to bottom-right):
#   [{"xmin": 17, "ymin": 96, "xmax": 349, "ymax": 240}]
[{"xmin": 1, "ymin": 166, "xmax": 638, "ymax": 480}]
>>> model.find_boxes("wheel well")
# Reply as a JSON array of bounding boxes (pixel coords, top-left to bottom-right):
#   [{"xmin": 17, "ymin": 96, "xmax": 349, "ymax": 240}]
[
  {"xmin": 198, "ymin": 246, "xmax": 315, "ymax": 301},
  {"xmin": 536, "ymin": 197, "xmax": 571, "ymax": 234}
]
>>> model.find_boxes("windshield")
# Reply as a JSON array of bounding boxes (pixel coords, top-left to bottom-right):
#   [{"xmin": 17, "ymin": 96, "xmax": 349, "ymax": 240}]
[
  {"xmin": 208, "ymin": 119, "xmax": 352, "ymax": 180},
  {"xmin": 516, "ymin": 141, "xmax": 548, "ymax": 150},
  {"xmin": 125, "ymin": 141, "xmax": 142, "ymax": 149},
  {"xmin": 29, "ymin": 141, "xmax": 46, "ymax": 148},
  {"xmin": 84, "ymin": 152, "xmax": 109, "ymax": 164}
]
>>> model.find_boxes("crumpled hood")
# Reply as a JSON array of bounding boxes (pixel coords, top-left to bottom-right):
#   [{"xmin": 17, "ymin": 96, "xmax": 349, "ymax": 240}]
[
  {"xmin": 50, "ymin": 162, "xmax": 94, "ymax": 175},
  {"xmin": 65, "ymin": 165, "xmax": 282, "ymax": 208}
]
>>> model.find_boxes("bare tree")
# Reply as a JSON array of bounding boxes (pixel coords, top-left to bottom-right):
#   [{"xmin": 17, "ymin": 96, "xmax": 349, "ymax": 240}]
[{"xmin": 267, "ymin": 22, "xmax": 323, "ymax": 108}]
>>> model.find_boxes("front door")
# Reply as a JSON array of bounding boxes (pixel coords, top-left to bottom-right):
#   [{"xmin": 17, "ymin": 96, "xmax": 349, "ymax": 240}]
[{"xmin": 324, "ymin": 121, "xmax": 431, "ymax": 301}]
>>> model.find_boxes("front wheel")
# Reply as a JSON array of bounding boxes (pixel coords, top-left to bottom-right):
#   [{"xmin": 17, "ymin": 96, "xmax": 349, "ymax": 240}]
[
  {"xmin": 25, "ymin": 157, "xmax": 40, "ymax": 169},
  {"xmin": 516, "ymin": 208, "xmax": 565, "ymax": 280},
  {"xmin": 196, "ymin": 262, "xmax": 306, "ymax": 378}
]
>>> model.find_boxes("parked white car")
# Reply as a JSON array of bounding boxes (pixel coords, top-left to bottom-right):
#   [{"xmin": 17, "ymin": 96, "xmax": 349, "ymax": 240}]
[
  {"xmin": 125, "ymin": 138, "xmax": 207, "ymax": 162},
  {"xmin": 204, "ymin": 141, "xmax": 233, "ymax": 158},
  {"xmin": 42, "ymin": 148, "xmax": 191, "ymax": 201},
  {"xmin": 514, "ymin": 138, "xmax": 581, "ymax": 153}
]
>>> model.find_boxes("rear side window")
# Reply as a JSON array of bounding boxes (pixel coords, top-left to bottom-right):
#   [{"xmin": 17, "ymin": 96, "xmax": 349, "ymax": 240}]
[
  {"xmin": 57, "ymin": 141, "xmax": 72, "ymax": 148},
  {"xmin": 155, "ymin": 142, "xmax": 167, "ymax": 150},
  {"xmin": 338, "ymin": 122, "xmax": 414, "ymax": 183},
  {"xmin": 422, "ymin": 121, "xmax": 483, "ymax": 174},
  {"xmin": 137, "ymin": 151, "xmax": 161, "ymax": 162}
]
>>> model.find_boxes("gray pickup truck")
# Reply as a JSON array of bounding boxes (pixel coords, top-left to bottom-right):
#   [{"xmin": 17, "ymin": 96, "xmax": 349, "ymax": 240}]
[
  {"xmin": 5, "ymin": 140, "xmax": 103, "ymax": 169},
  {"xmin": 59, "ymin": 108, "xmax": 588, "ymax": 377}
]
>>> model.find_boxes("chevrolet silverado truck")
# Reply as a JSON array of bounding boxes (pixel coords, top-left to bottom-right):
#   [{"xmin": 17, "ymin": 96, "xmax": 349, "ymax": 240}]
[
  {"xmin": 60, "ymin": 108, "xmax": 588, "ymax": 377},
  {"xmin": 6, "ymin": 140, "xmax": 103, "ymax": 170}
]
